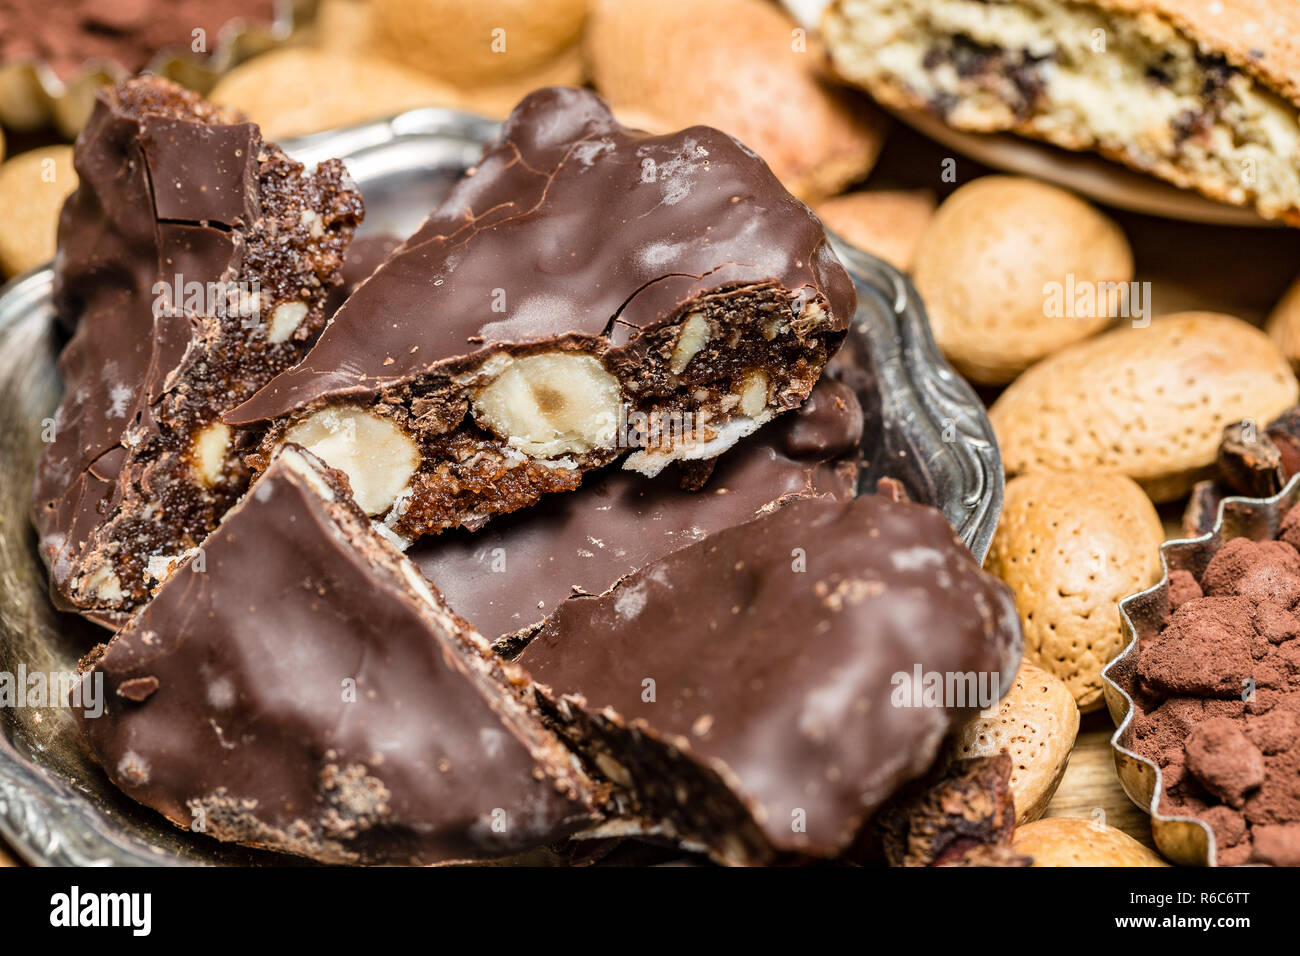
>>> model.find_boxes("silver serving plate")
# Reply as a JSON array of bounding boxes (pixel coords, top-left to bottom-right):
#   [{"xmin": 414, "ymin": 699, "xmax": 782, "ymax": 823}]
[{"xmin": 0, "ymin": 109, "xmax": 1002, "ymax": 866}]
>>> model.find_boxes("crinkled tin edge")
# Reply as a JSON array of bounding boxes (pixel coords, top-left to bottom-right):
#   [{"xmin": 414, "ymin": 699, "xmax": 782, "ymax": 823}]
[{"xmin": 1102, "ymin": 473, "xmax": 1300, "ymax": 867}]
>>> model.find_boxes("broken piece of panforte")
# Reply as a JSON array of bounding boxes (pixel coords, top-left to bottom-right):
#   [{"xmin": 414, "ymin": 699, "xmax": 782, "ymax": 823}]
[
  {"xmin": 32, "ymin": 76, "xmax": 362, "ymax": 626},
  {"xmin": 225, "ymin": 86, "xmax": 855, "ymax": 542}
]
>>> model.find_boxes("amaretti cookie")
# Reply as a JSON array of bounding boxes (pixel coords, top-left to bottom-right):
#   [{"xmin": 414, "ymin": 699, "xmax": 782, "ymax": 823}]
[
  {"xmin": 73, "ymin": 446, "xmax": 595, "ymax": 865},
  {"xmin": 584, "ymin": 0, "xmax": 887, "ymax": 201},
  {"xmin": 32, "ymin": 77, "xmax": 363, "ymax": 627},
  {"xmin": 513, "ymin": 494, "xmax": 1023, "ymax": 865},
  {"xmin": 0, "ymin": 144, "xmax": 76, "ymax": 277},
  {"xmin": 986, "ymin": 471, "xmax": 1164, "ymax": 712},
  {"xmin": 226, "ymin": 87, "xmax": 855, "ymax": 543},
  {"xmin": 412, "ymin": 376, "xmax": 864, "ymax": 653},
  {"xmin": 911, "ymin": 176, "xmax": 1133, "ymax": 385},
  {"xmin": 823, "ymin": 0, "xmax": 1300, "ymax": 224},
  {"xmin": 990, "ymin": 313, "xmax": 1298, "ymax": 502}
]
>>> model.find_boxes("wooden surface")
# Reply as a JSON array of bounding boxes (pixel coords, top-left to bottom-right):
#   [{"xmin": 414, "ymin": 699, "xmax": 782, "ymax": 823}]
[{"xmin": 1042, "ymin": 714, "xmax": 1156, "ymax": 850}]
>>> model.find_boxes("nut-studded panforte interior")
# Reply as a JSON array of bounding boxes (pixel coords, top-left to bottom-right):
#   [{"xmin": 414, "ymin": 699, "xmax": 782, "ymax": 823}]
[
  {"xmin": 224, "ymin": 87, "xmax": 855, "ymax": 544},
  {"xmin": 32, "ymin": 77, "xmax": 363, "ymax": 627}
]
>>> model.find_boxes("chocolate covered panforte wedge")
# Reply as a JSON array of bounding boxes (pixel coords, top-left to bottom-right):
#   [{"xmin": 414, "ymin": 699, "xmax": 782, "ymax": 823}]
[
  {"xmin": 33, "ymin": 76, "xmax": 363, "ymax": 627},
  {"xmin": 412, "ymin": 376, "xmax": 864, "ymax": 654},
  {"xmin": 513, "ymin": 494, "xmax": 1023, "ymax": 865},
  {"xmin": 73, "ymin": 446, "xmax": 595, "ymax": 865},
  {"xmin": 225, "ymin": 86, "xmax": 855, "ymax": 543}
]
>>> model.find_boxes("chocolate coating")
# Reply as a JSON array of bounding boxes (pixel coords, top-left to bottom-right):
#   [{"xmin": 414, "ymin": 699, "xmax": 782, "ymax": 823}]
[
  {"xmin": 411, "ymin": 378, "xmax": 863, "ymax": 645},
  {"xmin": 780, "ymin": 376, "xmax": 865, "ymax": 459},
  {"xmin": 33, "ymin": 77, "xmax": 362, "ymax": 626},
  {"xmin": 74, "ymin": 447, "xmax": 593, "ymax": 864},
  {"xmin": 519, "ymin": 494, "xmax": 1023, "ymax": 863},
  {"xmin": 324, "ymin": 233, "xmax": 403, "ymax": 318},
  {"xmin": 226, "ymin": 86, "xmax": 855, "ymax": 424},
  {"xmin": 141, "ymin": 118, "xmax": 260, "ymax": 224}
]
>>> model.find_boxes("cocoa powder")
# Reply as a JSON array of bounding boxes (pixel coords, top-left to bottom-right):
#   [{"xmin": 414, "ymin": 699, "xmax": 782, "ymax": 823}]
[{"xmin": 1132, "ymin": 524, "xmax": 1300, "ymax": 866}]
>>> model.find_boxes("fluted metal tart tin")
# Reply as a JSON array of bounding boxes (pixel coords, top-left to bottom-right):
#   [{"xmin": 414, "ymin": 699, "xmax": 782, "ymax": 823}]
[
  {"xmin": 0, "ymin": 0, "xmax": 314, "ymax": 137},
  {"xmin": 1103, "ymin": 473, "xmax": 1300, "ymax": 867},
  {"xmin": 0, "ymin": 108, "xmax": 1003, "ymax": 865}
]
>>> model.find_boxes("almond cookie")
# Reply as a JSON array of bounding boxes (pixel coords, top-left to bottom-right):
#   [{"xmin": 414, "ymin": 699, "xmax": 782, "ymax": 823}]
[
  {"xmin": 585, "ymin": 0, "xmax": 886, "ymax": 201},
  {"xmin": 813, "ymin": 189, "xmax": 935, "ymax": 273},
  {"xmin": 990, "ymin": 312, "xmax": 1299, "ymax": 502},
  {"xmin": 985, "ymin": 472, "xmax": 1164, "ymax": 712},
  {"xmin": 912, "ymin": 177, "xmax": 1133, "ymax": 384},
  {"xmin": 1266, "ymin": 272, "xmax": 1300, "ymax": 370},
  {"xmin": 444, "ymin": 44, "xmax": 586, "ymax": 121},
  {"xmin": 0, "ymin": 145, "xmax": 75, "ymax": 277},
  {"xmin": 209, "ymin": 48, "xmax": 460, "ymax": 139},
  {"xmin": 369, "ymin": 0, "xmax": 588, "ymax": 87},
  {"xmin": 823, "ymin": 0, "xmax": 1300, "ymax": 225},
  {"xmin": 1012, "ymin": 817, "xmax": 1168, "ymax": 866},
  {"xmin": 954, "ymin": 660, "xmax": 1080, "ymax": 822}
]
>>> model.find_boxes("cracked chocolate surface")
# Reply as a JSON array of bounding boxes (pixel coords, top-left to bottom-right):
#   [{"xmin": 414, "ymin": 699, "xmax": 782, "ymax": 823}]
[
  {"xmin": 31, "ymin": 76, "xmax": 363, "ymax": 628},
  {"xmin": 73, "ymin": 447, "xmax": 594, "ymax": 865}
]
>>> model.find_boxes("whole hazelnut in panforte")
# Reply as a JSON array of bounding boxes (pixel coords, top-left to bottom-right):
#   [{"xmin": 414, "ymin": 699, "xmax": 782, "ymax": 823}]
[
  {"xmin": 813, "ymin": 189, "xmax": 935, "ymax": 273},
  {"xmin": 369, "ymin": 0, "xmax": 588, "ymax": 87},
  {"xmin": 912, "ymin": 176, "xmax": 1133, "ymax": 385},
  {"xmin": 990, "ymin": 313, "xmax": 1300, "ymax": 502},
  {"xmin": 954, "ymin": 660, "xmax": 1080, "ymax": 823},
  {"xmin": 1012, "ymin": 818, "xmax": 1168, "ymax": 867},
  {"xmin": 985, "ymin": 472, "xmax": 1164, "ymax": 712},
  {"xmin": 0, "ymin": 146, "xmax": 76, "ymax": 277},
  {"xmin": 584, "ymin": 0, "xmax": 886, "ymax": 201}
]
